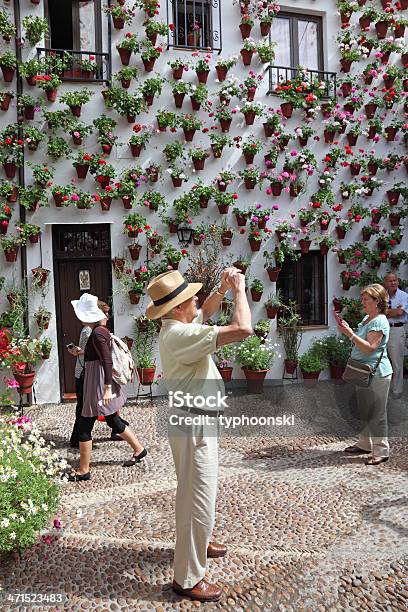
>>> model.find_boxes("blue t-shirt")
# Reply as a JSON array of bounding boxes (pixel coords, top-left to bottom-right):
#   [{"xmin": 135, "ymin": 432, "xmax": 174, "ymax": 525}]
[{"xmin": 350, "ymin": 314, "xmax": 393, "ymax": 377}]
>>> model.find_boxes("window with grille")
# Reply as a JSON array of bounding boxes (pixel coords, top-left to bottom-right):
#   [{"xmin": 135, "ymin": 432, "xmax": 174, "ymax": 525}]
[
  {"xmin": 277, "ymin": 252, "xmax": 327, "ymax": 326},
  {"xmin": 271, "ymin": 12, "xmax": 323, "ymax": 71},
  {"xmin": 167, "ymin": 0, "xmax": 222, "ymax": 52}
]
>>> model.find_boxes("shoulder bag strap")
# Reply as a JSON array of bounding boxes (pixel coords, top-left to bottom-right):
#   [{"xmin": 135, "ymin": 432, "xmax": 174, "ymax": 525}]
[{"xmin": 372, "ymin": 348, "xmax": 385, "ymax": 373}]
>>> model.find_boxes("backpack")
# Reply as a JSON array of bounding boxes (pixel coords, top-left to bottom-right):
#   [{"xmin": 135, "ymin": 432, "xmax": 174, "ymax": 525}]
[{"xmin": 111, "ymin": 334, "xmax": 135, "ymax": 385}]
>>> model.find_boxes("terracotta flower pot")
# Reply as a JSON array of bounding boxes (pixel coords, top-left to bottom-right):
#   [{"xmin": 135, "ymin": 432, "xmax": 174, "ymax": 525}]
[
  {"xmin": 122, "ymin": 196, "xmax": 132, "ymax": 209},
  {"xmin": 0, "ymin": 66, "xmax": 15, "ymax": 82},
  {"xmin": 128, "ymin": 244, "xmax": 141, "ymax": 260},
  {"xmin": 169, "ymin": 222, "xmax": 178, "ymax": 233},
  {"xmin": 244, "ymin": 177, "xmax": 256, "ymax": 189},
  {"xmin": 13, "ymin": 370, "xmax": 36, "ymax": 395},
  {"xmin": 263, "ymin": 123, "xmax": 274, "ymax": 137},
  {"xmin": 235, "ymin": 213, "xmax": 247, "ymax": 227},
  {"xmin": 350, "ymin": 162, "xmax": 361, "ymax": 176},
  {"xmin": 301, "ymin": 370, "xmax": 320, "ymax": 387},
  {"xmin": 118, "ymin": 47, "xmax": 132, "ymax": 65},
  {"xmin": 171, "ymin": 176, "xmax": 183, "ymax": 187},
  {"xmin": 218, "ymin": 367, "xmax": 233, "ymax": 382},
  {"xmin": 260, "ymin": 22, "xmax": 271, "ymax": 36},
  {"xmin": 121, "ymin": 79, "xmax": 131, "ymax": 89},
  {"xmin": 196, "ymin": 69, "xmax": 209, "ymax": 84},
  {"xmin": 367, "ymin": 162, "xmax": 378, "ymax": 175},
  {"xmin": 173, "ymin": 92, "xmax": 185, "ymax": 108},
  {"xmin": 192, "ymin": 157, "xmax": 205, "ymax": 171},
  {"xmin": 215, "ymin": 65, "xmax": 228, "ymax": 81},
  {"xmin": 128, "ymin": 290, "xmax": 141, "ymax": 305},
  {"xmin": 340, "ymin": 59, "xmax": 352, "ymax": 73},
  {"xmin": 340, "ymin": 12, "xmax": 351, "ymax": 26},
  {"xmin": 347, "ymin": 133, "xmax": 358, "ymax": 146},
  {"xmin": 4, "ymin": 247, "xmax": 19, "ymax": 262},
  {"xmin": 383, "ymin": 76, "xmax": 395, "ymax": 90},
  {"xmin": 239, "ymin": 23, "xmax": 252, "ymax": 39},
  {"xmin": 137, "ymin": 367, "xmax": 156, "ymax": 385},
  {"xmin": 217, "ymin": 204, "xmax": 229, "ymax": 214},
  {"xmin": 28, "ymin": 233, "xmax": 40, "ymax": 244},
  {"xmin": 290, "ymin": 183, "xmax": 303, "ymax": 197},
  {"xmin": 0, "ymin": 92, "xmax": 12, "ymax": 111},
  {"xmin": 285, "ymin": 359, "xmax": 297, "ymax": 375},
  {"xmin": 3, "ymin": 162, "xmax": 16, "ymax": 178},
  {"xmin": 100, "ymin": 197, "xmax": 112, "ymax": 211},
  {"xmin": 8, "ymin": 185, "xmax": 18, "ymax": 202},
  {"xmin": 249, "ymin": 238, "xmax": 261, "ymax": 252},
  {"xmin": 69, "ymin": 104, "xmax": 82, "ymax": 117},
  {"xmin": 389, "ymin": 214, "xmax": 401, "ymax": 227},
  {"xmin": 280, "ymin": 102, "xmax": 293, "ymax": 119},
  {"xmin": 387, "ymin": 190, "xmax": 400, "ymax": 205},
  {"xmin": 142, "ymin": 58, "xmax": 156, "ymax": 72},
  {"xmin": 130, "ymin": 143, "xmax": 142, "ymax": 157},
  {"xmin": 23, "ymin": 106, "xmax": 35, "ymax": 120},
  {"xmin": 267, "ymin": 267, "xmax": 281, "ymax": 282},
  {"xmin": 319, "ymin": 244, "xmax": 329, "ymax": 256},
  {"xmin": 242, "ymin": 367, "xmax": 268, "ymax": 393},
  {"xmin": 243, "ymin": 111, "xmax": 256, "ymax": 125},
  {"xmin": 46, "ymin": 88, "xmax": 58, "ymax": 102},
  {"xmin": 172, "ymin": 66, "xmax": 184, "ymax": 80},
  {"xmin": 183, "ymin": 128, "xmax": 196, "ymax": 142},
  {"xmin": 113, "ymin": 17, "xmax": 125, "ymax": 29},
  {"xmin": 364, "ymin": 103, "xmax": 377, "ymax": 119},
  {"xmin": 219, "ymin": 118, "xmax": 231, "ymax": 132},
  {"xmin": 216, "ymin": 180, "xmax": 227, "ymax": 192},
  {"xmin": 250, "ymin": 289, "xmax": 262, "ymax": 302},
  {"xmin": 75, "ymin": 163, "xmax": 89, "ymax": 179},
  {"xmin": 362, "ymin": 228, "xmax": 371, "ymax": 241},
  {"xmin": 375, "ymin": 21, "xmax": 388, "ymax": 39},
  {"xmin": 147, "ymin": 32, "xmax": 157, "ymax": 46},
  {"xmin": 371, "ymin": 212, "xmax": 381, "ymax": 224},
  {"xmin": 187, "ymin": 31, "xmax": 200, "ymax": 47},
  {"xmin": 359, "ymin": 16, "xmax": 371, "ymax": 29},
  {"xmin": 144, "ymin": 93, "xmax": 154, "ymax": 106},
  {"xmin": 324, "ymin": 130, "xmax": 335, "ymax": 144},
  {"xmin": 199, "ymin": 196, "xmax": 208, "ymax": 208},
  {"xmin": 330, "ymin": 364, "xmax": 346, "ymax": 381},
  {"xmin": 221, "ymin": 231, "xmax": 233, "ymax": 246},
  {"xmin": 97, "ymin": 176, "xmax": 110, "ymax": 189},
  {"xmin": 211, "ymin": 145, "xmax": 223, "ymax": 158},
  {"xmin": 240, "ymin": 49, "xmax": 254, "ymax": 66},
  {"xmin": 243, "ymin": 151, "xmax": 255, "ymax": 164},
  {"xmin": 265, "ymin": 304, "xmax": 277, "ymax": 319}
]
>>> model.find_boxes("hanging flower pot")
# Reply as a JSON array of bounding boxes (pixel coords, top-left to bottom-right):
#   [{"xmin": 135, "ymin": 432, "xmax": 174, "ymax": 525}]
[
  {"xmin": 216, "ymin": 180, "xmax": 227, "ymax": 192},
  {"xmin": 217, "ymin": 203, "xmax": 230, "ymax": 215},
  {"xmin": 380, "ymin": 51, "xmax": 391, "ymax": 64},
  {"xmin": 218, "ymin": 367, "xmax": 233, "ymax": 382},
  {"xmin": 137, "ymin": 367, "xmax": 156, "ymax": 385},
  {"xmin": 389, "ymin": 213, "xmax": 401, "ymax": 227},
  {"xmin": 199, "ymin": 196, "xmax": 209, "ymax": 208},
  {"xmin": 172, "ymin": 66, "xmax": 184, "ymax": 80},
  {"xmin": 75, "ymin": 163, "xmax": 89, "ymax": 179},
  {"xmin": 128, "ymin": 243, "xmax": 141, "ymax": 260},
  {"xmin": 69, "ymin": 104, "xmax": 82, "ymax": 117},
  {"xmin": 383, "ymin": 76, "xmax": 395, "ymax": 90},
  {"xmin": 148, "ymin": 235, "xmax": 158, "ymax": 247},
  {"xmin": 263, "ymin": 123, "xmax": 274, "ymax": 137},
  {"xmin": 323, "ymin": 129, "xmax": 335, "ymax": 144},
  {"xmin": 8, "ymin": 184, "xmax": 18, "ymax": 202},
  {"xmin": 340, "ymin": 11, "xmax": 352, "ymax": 26},
  {"xmin": 121, "ymin": 78, "xmax": 131, "ymax": 89},
  {"xmin": 215, "ymin": 65, "xmax": 228, "ymax": 81},
  {"xmin": 298, "ymin": 135, "xmax": 308, "ymax": 147},
  {"xmin": 265, "ymin": 304, "xmax": 277, "ymax": 319},
  {"xmin": 299, "ymin": 239, "xmax": 311, "ymax": 254},
  {"xmin": 189, "ymin": 96, "xmax": 200, "ymax": 111},
  {"xmin": 128, "ymin": 290, "xmax": 141, "ymax": 305},
  {"xmin": 118, "ymin": 48, "xmax": 132, "ymax": 65},
  {"xmin": 196, "ymin": 69, "xmax": 209, "ymax": 84},
  {"xmin": 100, "ymin": 197, "xmax": 112, "ymax": 211},
  {"xmin": 250, "ymin": 288, "xmax": 262, "ymax": 302},
  {"xmin": 219, "ymin": 118, "xmax": 232, "ymax": 133},
  {"xmin": 243, "ymin": 111, "xmax": 256, "ymax": 125},
  {"xmin": 290, "ymin": 183, "xmax": 303, "ymax": 198},
  {"xmin": 280, "ymin": 102, "xmax": 293, "ymax": 119},
  {"xmin": 1, "ymin": 66, "xmax": 15, "ymax": 82},
  {"xmin": 32, "ymin": 267, "xmax": 49, "ymax": 286},
  {"xmin": 235, "ymin": 213, "xmax": 247, "ymax": 226},
  {"xmin": 102, "ymin": 144, "xmax": 112, "ymax": 155},
  {"xmin": 192, "ymin": 157, "xmax": 206, "ymax": 171},
  {"xmin": 171, "ymin": 176, "xmax": 183, "ymax": 187},
  {"xmin": 46, "ymin": 88, "xmax": 58, "ymax": 102},
  {"xmin": 127, "ymin": 114, "xmax": 136, "ymax": 123},
  {"xmin": 240, "ymin": 49, "xmax": 254, "ymax": 66},
  {"xmin": 362, "ymin": 227, "xmax": 371, "ymax": 241},
  {"xmin": 3, "ymin": 162, "xmax": 16, "ymax": 179},
  {"xmin": 249, "ymin": 238, "xmax": 261, "ymax": 252},
  {"xmin": 270, "ymin": 182, "xmax": 283, "ymax": 196},
  {"xmin": 122, "ymin": 196, "xmax": 132, "ymax": 209},
  {"xmin": 113, "ymin": 17, "xmax": 125, "ymax": 29},
  {"xmin": 243, "ymin": 150, "xmax": 255, "ymax": 164},
  {"xmin": 340, "ymin": 59, "xmax": 352, "ymax": 73},
  {"xmin": 239, "ymin": 23, "xmax": 252, "ymax": 39},
  {"xmin": 0, "ymin": 92, "xmax": 13, "ymax": 111},
  {"xmin": 167, "ymin": 260, "xmax": 179, "ymax": 270},
  {"xmin": 146, "ymin": 32, "xmax": 157, "ymax": 46},
  {"xmin": 71, "ymin": 132, "xmax": 82, "ymax": 145},
  {"xmin": 267, "ymin": 267, "xmax": 281, "ymax": 282},
  {"xmin": 386, "ymin": 190, "xmax": 400, "ymax": 205},
  {"xmin": 371, "ymin": 211, "xmax": 381, "ymax": 223},
  {"xmin": 173, "ymin": 92, "xmax": 185, "ymax": 108},
  {"xmin": 319, "ymin": 244, "xmax": 329, "ymax": 256},
  {"xmin": 375, "ymin": 20, "xmax": 388, "ymax": 39},
  {"xmin": 347, "ymin": 133, "xmax": 358, "ymax": 146},
  {"xmin": 53, "ymin": 192, "xmax": 64, "ymax": 207},
  {"xmin": 23, "ymin": 106, "xmax": 35, "ymax": 120},
  {"xmin": 264, "ymin": 153, "xmax": 276, "ymax": 168},
  {"xmin": 244, "ymin": 177, "xmax": 256, "ymax": 190},
  {"xmin": 211, "ymin": 144, "xmax": 223, "ymax": 158},
  {"xmin": 144, "ymin": 93, "xmax": 154, "ymax": 106},
  {"xmin": 169, "ymin": 222, "xmax": 178, "ymax": 233},
  {"xmin": 285, "ymin": 359, "xmax": 297, "ymax": 374},
  {"xmin": 337, "ymin": 251, "xmax": 346, "ymax": 264},
  {"xmin": 221, "ymin": 230, "xmax": 233, "ymax": 246},
  {"xmin": 363, "ymin": 73, "xmax": 373, "ymax": 85},
  {"xmin": 260, "ymin": 21, "xmax": 271, "ymax": 36},
  {"xmin": 130, "ymin": 143, "xmax": 142, "ymax": 157},
  {"xmin": 13, "ymin": 369, "xmax": 36, "ymax": 395},
  {"xmin": 97, "ymin": 175, "xmax": 110, "ymax": 189},
  {"xmin": 183, "ymin": 128, "xmax": 196, "ymax": 142},
  {"xmin": 364, "ymin": 103, "xmax": 377, "ymax": 119},
  {"xmin": 367, "ymin": 161, "xmax": 378, "ymax": 175},
  {"xmin": 28, "ymin": 233, "xmax": 40, "ymax": 244},
  {"xmin": 193, "ymin": 234, "xmax": 203, "ymax": 246},
  {"xmin": 350, "ymin": 162, "xmax": 361, "ymax": 176},
  {"xmin": 359, "ymin": 16, "xmax": 371, "ymax": 29},
  {"xmin": 4, "ymin": 247, "xmax": 19, "ymax": 262}
]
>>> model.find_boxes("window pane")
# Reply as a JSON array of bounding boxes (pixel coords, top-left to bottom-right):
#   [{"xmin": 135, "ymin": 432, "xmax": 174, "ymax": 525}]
[
  {"xmin": 271, "ymin": 17, "xmax": 291, "ymax": 66},
  {"xmin": 298, "ymin": 20, "xmax": 319, "ymax": 70},
  {"xmin": 79, "ymin": 1, "xmax": 96, "ymax": 50},
  {"xmin": 172, "ymin": 1, "xmax": 211, "ymax": 47},
  {"xmin": 49, "ymin": 0, "xmax": 73, "ymax": 50}
]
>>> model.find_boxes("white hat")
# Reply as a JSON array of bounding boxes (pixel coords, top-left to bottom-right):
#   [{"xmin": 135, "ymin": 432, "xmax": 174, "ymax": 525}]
[{"xmin": 71, "ymin": 293, "xmax": 106, "ymax": 323}]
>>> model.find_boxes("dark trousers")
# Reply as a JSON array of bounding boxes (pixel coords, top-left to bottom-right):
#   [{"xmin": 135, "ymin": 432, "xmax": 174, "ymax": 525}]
[{"xmin": 70, "ymin": 374, "xmax": 125, "ymax": 444}]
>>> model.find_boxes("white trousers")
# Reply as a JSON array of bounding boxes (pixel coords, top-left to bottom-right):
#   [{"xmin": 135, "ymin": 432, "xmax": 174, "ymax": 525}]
[
  {"xmin": 355, "ymin": 375, "xmax": 391, "ymax": 457},
  {"xmin": 387, "ymin": 327, "xmax": 406, "ymax": 395},
  {"xmin": 169, "ymin": 424, "xmax": 219, "ymax": 589}
]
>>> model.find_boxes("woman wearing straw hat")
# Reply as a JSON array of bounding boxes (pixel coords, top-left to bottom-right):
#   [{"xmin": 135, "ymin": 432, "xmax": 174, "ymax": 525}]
[
  {"xmin": 146, "ymin": 268, "xmax": 252, "ymax": 602},
  {"xmin": 68, "ymin": 293, "xmax": 147, "ymax": 482}
]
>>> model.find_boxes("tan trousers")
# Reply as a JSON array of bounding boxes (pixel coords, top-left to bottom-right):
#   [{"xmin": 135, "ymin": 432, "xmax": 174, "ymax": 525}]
[
  {"xmin": 387, "ymin": 327, "xmax": 406, "ymax": 396},
  {"xmin": 355, "ymin": 375, "xmax": 391, "ymax": 457},
  {"xmin": 169, "ymin": 422, "xmax": 219, "ymax": 589}
]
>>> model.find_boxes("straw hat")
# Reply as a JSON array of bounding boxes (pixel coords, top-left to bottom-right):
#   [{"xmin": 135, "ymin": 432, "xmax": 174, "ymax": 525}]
[
  {"xmin": 146, "ymin": 271, "xmax": 202, "ymax": 320},
  {"xmin": 71, "ymin": 293, "xmax": 107, "ymax": 323}
]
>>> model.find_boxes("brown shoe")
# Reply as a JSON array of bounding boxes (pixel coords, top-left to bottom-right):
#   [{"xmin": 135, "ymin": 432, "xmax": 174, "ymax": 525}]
[
  {"xmin": 172, "ymin": 579, "xmax": 222, "ymax": 602},
  {"xmin": 207, "ymin": 542, "xmax": 227, "ymax": 558},
  {"xmin": 344, "ymin": 446, "xmax": 370, "ymax": 454}
]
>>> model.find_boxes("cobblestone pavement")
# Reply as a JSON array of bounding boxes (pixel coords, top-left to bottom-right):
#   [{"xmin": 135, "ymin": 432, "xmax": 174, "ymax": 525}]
[{"xmin": 1, "ymin": 386, "xmax": 407, "ymax": 612}]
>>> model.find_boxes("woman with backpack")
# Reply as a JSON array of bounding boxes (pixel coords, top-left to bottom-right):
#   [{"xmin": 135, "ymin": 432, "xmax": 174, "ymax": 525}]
[{"xmin": 68, "ymin": 293, "xmax": 147, "ymax": 482}]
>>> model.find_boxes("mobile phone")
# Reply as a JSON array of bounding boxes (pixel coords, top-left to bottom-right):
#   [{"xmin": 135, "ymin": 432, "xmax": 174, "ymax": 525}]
[
  {"xmin": 333, "ymin": 310, "xmax": 343, "ymax": 326},
  {"xmin": 66, "ymin": 342, "xmax": 75, "ymax": 350}
]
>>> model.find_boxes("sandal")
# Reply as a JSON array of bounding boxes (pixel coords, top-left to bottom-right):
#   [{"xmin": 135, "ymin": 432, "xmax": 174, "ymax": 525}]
[
  {"xmin": 365, "ymin": 456, "xmax": 389, "ymax": 466},
  {"xmin": 123, "ymin": 448, "xmax": 147, "ymax": 467},
  {"xmin": 344, "ymin": 446, "xmax": 371, "ymax": 454},
  {"xmin": 68, "ymin": 471, "xmax": 91, "ymax": 482}
]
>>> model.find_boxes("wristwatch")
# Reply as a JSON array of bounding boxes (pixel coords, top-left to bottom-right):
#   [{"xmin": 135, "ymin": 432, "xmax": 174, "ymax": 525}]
[{"xmin": 215, "ymin": 287, "xmax": 226, "ymax": 297}]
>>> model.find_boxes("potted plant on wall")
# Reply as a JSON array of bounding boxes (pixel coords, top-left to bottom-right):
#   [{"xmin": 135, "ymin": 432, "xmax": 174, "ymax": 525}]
[
  {"xmin": 263, "ymin": 247, "xmax": 285, "ymax": 282},
  {"xmin": 264, "ymin": 290, "xmax": 283, "ymax": 319},
  {"xmin": 250, "ymin": 278, "xmax": 264, "ymax": 302},
  {"xmin": 215, "ymin": 55, "xmax": 238, "ymax": 82},
  {"xmin": 214, "ymin": 344, "xmax": 236, "ymax": 382},
  {"xmin": 240, "ymin": 101, "xmax": 264, "ymax": 125},
  {"xmin": 190, "ymin": 146, "xmax": 209, "ymax": 171},
  {"xmin": 60, "ymin": 89, "xmax": 94, "ymax": 117},
  {"xmin": 171, "ymin": 80, "xmax": 190, "ymax": 108},
  {"xmin": 178, "ymin": 113, "xmax": 202, "ymax": 141},
  {"xmin": 0, "ymin": 51, "xmax": 16, "ymax": 82},
  {"xmin": 236, "ymin": 335, "xmax": 278, "ymax": 393},
  {"xmin": 116, "ymin": 33, "xmax": 140, "ymax": 65},
  {"xmin": 254, "ymin": 319, "xmax": 270, "ymax": 342},
  {"xmin": 104, "ymin": 4, "xmax": 134, "ymax": 29},
  {"xmin": 215, "ymin": 104, "xmax": 233, "ymax": 132},
  {"xmin": 1, "ymin": 234, "xmax": 23, "ymax": 262},
  {"xmin": 168, "ymin": 58, "xmax": 187, "ymax": 80},
  {"xmin": 141, "ymin": 74, "xmax": 164, "ymax": 105},
  {"xmin": 34, "ymin": 305, "xmax": 52, "ymax": 331},
  {"xmin": 240, "ymin": 37, "xmax": 257, "ymax": 66},
  {"xmin": 208, "ymin": 133, "xmax": 232, "ymax": 159},
  {"xmin": 7, "ymin": 336, "xmax": 43, "ymax": 394}
]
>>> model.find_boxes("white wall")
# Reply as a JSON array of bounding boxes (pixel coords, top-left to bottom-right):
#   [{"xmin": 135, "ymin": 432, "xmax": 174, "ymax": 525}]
[{"xmin": 0, "ymin": 0, "xmax": 406, "ymax": 403}]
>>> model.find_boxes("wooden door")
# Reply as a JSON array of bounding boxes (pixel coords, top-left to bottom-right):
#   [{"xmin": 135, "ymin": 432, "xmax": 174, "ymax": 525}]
[{"xmin": 53, "ymin": 224, "xmax": 113, "ymax": 398}]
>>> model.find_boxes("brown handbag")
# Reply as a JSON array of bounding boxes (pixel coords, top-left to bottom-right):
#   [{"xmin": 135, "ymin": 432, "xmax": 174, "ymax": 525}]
[{"xmin": 342, "ymin": 349, "xmax": 384, "ymax": 388}]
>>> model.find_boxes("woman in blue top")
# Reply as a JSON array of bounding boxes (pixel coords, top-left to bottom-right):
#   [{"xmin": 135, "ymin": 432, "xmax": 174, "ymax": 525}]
[{"xmin": 338, "ymin": 284, "xmax": 393, "ymax": 465}]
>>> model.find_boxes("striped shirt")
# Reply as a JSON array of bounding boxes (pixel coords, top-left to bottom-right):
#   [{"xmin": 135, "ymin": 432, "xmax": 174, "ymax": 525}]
[{"xmin": 74, "ymin": 326, "xmax": 92, "ymax": 379}]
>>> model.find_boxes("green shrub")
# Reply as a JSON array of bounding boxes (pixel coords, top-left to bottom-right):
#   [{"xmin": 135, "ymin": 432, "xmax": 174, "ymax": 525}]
[{"xmin": 236, "ymin": 336, "xmax": 278, "ymax": 371}]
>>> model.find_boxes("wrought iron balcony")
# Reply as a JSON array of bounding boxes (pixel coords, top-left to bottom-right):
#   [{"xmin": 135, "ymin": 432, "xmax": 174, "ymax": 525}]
[
  {"xmin": 166, "ymin": 0, "xmax": 222, "ymax": 53},
  {"xmin": 267, "ymin": 65, "xmax": 337, "ymax": 99},
  {"xmin": 36, "ymin": 48, "xmax": 111, "ymax": 84}
]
